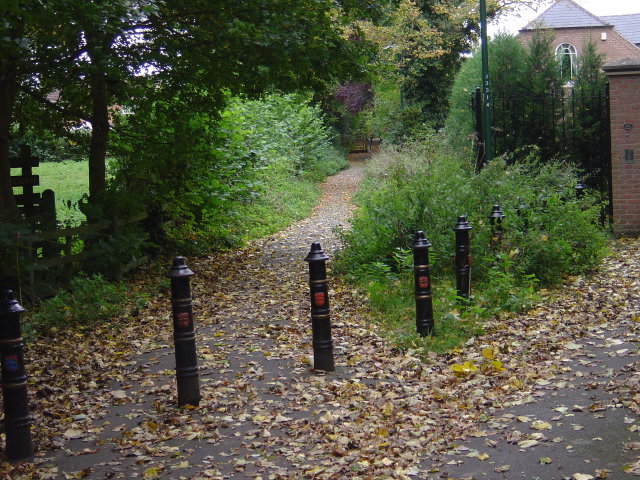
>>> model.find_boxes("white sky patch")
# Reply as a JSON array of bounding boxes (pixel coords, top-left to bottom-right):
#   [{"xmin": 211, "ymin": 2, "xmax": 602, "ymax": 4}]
[{"xmin": 491, "ymin": 0, "xmax": 640, "ymax": 36}]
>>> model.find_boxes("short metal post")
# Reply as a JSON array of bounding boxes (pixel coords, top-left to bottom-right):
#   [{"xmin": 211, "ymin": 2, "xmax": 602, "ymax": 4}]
[
  {"xmin": 413, "ymin": 231, "xmax": 434, "ymax": 337},
  {"xmin": 575, "ymin": 180, "xmax": 586, "ymax": 199},
  {"xmin": 304, "ymin": 243, "xmax": 335, "ymax": 372},
  {"xmin": 515, "ymin": 198, "xmax": 528, "ymax": 234},
  {"xmin": 453, "ymin": 215, "xmax": 472, "ymax": 300},
  {"xmin": 166, "ymin": 257, "xmax": 201, "ymax": 407},
  {"xmin": 0, "ymin": 289, "xmax": 33, "ymax": 460},
  {"xmin": 488, "ymin": 204, "xmax": 505, "ymax": 247}
]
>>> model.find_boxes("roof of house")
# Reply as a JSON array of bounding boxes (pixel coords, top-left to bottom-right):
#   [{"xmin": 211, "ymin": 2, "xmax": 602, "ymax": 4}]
[
  {"xmin": 521, "ymin": 0, "xmax": 640, "ymax": 48},
  {"xmin": 521, "ymin": 0, "xmax": 610, "ymax": 30},
  {"xmin": 601, "ymin": 14, "xmax": 640, "ymax": 45}
]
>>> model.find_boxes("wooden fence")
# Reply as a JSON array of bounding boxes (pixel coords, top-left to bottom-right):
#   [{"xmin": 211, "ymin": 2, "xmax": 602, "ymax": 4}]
[
  {"xmin": 3, "ymin": 211, "xmax": 150, "ymax": 299},
  {"xmin": 4, "ymin": 147, "xmax": 152, "ymax": 298}
]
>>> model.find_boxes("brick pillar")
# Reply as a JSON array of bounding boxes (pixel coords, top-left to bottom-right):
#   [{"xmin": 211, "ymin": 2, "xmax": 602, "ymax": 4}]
[{"xmin": 604, "ymin": 59, "xmax": 640, "ymax": 236}]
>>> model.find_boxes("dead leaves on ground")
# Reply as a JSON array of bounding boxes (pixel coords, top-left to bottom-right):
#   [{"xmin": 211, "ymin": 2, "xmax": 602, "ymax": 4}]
[{"xmin": 3, "ymin": 233, "xmax": 640, "ymax": 478}]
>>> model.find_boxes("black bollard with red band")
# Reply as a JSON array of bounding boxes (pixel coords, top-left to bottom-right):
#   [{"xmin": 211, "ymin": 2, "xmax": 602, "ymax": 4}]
[
  {"xmin": 453, "ymin": 215, "xmax": 472, "ymax": 300},
  {"xmin": 304, "ymin": 243, "xmax": 335, "ymax": 372},
  {"xmin": 413, "ymin": 231, "xmax": 434, "ymax": 336},
  {"xmin": 166, "ymin": 257, "xmax": 201, "ymax": 406},
  {"xmin": 0, "ymin": 289, "xmax": 33, "ymax": 460}
]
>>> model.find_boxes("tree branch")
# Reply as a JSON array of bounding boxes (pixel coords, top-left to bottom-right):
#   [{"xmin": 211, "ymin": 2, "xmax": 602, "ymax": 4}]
[{"xmin": 18, "ymin": 85, "xmax": 92, "ymax": 124}]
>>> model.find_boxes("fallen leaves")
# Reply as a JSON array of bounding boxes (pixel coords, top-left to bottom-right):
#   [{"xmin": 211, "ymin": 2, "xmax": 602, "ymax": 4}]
[{"xmin": 4, "ymin": 167, "xmax": 640, "ymax": 479}]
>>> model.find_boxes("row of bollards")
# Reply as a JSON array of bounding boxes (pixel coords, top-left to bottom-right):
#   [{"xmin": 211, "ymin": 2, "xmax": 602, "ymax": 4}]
[
  {"xmin": 0, "ymin": 257, "xmax": 203, "ymax": 461},
  {"xmin": 303, "ymin": 183, "xmax": 590, "ymax": 359},
  {"xmin": 0, "ymin": 181, "xmax": 593, "ymax": 458}
]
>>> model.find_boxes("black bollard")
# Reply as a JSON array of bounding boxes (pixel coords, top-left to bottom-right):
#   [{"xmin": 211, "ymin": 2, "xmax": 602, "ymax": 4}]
[
  {"xmin": 488, "ymin": 204, "xmax": 505, "ymax": 247},
  {"xmin": 453, "ymin": 215, "xmax": 472, "ymax": 300},
  {"xmin": 304, "ymin": 243, "xmax": 335, "ymax": 372},
  {"xmin": 0, "ymin": 290, "xmax": 33, "ymax": 460},
  {"xmin": 575, "ymin": 181, "xmax": 586, "ymax": 199},
  {"xmin": 515, "ymin": 198, "xmax": 528, "ymax": 234},
  {"xmin": 166, "ymin": 257, "xmax": 201, "ymax": 407},
  {"xmin": 412, "ymin": 231, "xmax": 434, "ymax": 337}
]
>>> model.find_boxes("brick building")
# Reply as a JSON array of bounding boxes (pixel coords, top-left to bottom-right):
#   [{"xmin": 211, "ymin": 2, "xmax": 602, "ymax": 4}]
[
  {"xmin": 518, "ymin": 0, "xmax": 640, "ymax": 79},
  {"xmin": 515, "ymin": 1, "xmax": 640, "ymax": 235}
]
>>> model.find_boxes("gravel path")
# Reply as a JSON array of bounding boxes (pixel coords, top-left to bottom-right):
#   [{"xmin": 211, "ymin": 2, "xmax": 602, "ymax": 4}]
[{"xmin": 258, "ymin": 152, "xmax": 367, "ymax": 265}]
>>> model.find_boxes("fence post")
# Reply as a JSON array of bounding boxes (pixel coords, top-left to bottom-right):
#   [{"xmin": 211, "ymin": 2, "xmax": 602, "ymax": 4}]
[
  {"xmin": 412, "ymin": 231, "xmax": 434, "ymax": 337},
  {"xmin": 473, "ymin": 87, "xmax": 485, "ymax": 173},
  {"xmin": 0, "ymin": 289, "xmax": 33, "ymax": 460},
  {"xmin": 166, "ymin": 257, "xmax": 201, "ymax": 407},
  {"xmin": 453, "ymin": 215, "xmax": 472, "ymax": 300},
  {"xmin": 41, "ymin": 189, "xmax": 57, "ymax": 259},
  {"xmin": 304, "ymin": 243, "xmax": 335, "ymax": 372}
]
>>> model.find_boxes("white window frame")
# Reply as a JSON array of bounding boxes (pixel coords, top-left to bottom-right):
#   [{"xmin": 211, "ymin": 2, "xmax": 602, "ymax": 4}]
[{"xmin": 555, "ymin": 43, "xmax": 578, "ymax": 81}]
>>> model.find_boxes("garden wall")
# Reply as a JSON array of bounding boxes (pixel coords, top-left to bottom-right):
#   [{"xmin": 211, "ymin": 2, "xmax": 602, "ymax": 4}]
[{"xmin": 604, "ymin": 59, "xmax": 640, "ymax": 236}]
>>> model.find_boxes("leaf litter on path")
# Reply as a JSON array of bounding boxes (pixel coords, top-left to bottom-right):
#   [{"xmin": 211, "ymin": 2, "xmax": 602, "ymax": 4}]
[{"xmin": 4, "ymin": 158, "xmax": 640, "ymax": 479}]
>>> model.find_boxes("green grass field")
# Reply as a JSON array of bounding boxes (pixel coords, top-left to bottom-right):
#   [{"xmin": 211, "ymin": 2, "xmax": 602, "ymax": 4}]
[{"xmin": 13, "ymin": 160, "xmax": 89, "ymax": 226}]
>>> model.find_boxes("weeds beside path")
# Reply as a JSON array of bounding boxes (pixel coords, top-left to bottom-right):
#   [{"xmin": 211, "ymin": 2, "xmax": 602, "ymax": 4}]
[{"xmin": 7, "ymin": 154, "xmax": 640, "ymax": 479}]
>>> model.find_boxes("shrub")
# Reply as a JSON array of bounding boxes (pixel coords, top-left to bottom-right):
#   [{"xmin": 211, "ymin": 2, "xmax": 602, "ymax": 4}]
[
  {"xmin": 336, "ymin": 138, "xmax": 609, "ymax": 352},
  {"xmin": 26, "ymin": 274, "xmax": 126, "ymax": 338},
  {"xmin": 110, "ymin": 92, "xmax": 346, "ymax": 254}
]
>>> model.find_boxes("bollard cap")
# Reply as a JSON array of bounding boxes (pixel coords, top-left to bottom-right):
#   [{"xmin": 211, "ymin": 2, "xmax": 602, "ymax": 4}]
[
  {"xmin": 488, "ymin": 204, "xmax": 504, "ymax": 222},
  {"xmin": 575, "ymin": 181, "xmax": 586, "ymax": 192},
  {"xmin": 0, "ymin": 289, "xmax": 25, "ymax": 315},
  {"xmin": 412, "ymin": 230, "xmax": 432, "ymax": 249},
  {"xmin": 453, "ymin": 215, "xmax": 472, "ymax": 231},
  {"xmin": 166, "ymin": 256, "xmax": 194, "ymax": 279},
  {"xmin": 304, "ymin": 242, "xmax": 329, "ymax": 263}
]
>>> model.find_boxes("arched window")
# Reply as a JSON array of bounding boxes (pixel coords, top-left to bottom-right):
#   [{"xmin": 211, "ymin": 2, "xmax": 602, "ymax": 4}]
[{"xmin": 556, "ymin": 43, "xmax": 578, "ymax": 82}]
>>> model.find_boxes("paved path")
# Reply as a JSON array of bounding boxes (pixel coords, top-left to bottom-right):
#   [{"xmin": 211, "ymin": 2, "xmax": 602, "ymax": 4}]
[{"xmin": 8, "ymin": 154, "xmax": 640, "ymax": 480}]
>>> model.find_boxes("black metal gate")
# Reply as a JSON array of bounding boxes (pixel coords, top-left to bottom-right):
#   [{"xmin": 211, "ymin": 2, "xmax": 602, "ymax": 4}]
[{"xmin": 472, "ymin": 85, "xmax": 611, "ymax": 197}]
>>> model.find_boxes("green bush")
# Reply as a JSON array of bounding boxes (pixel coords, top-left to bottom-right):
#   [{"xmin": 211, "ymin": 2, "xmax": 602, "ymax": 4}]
[
  {"xmin": 336, "ymin": 138, "xmax": 609, "ymax": 352},
  {"xmin": 26, "ymin": 274, "xmax": 126, "ymax": 338},
  {"xmin": 110, "ymin": 92, "xmax": 346, "ymax": 254}
]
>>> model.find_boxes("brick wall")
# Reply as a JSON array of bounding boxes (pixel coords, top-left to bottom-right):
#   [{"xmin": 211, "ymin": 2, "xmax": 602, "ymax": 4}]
[
  {"xmin": 604, "ymin": 63, "xmax": 640, "ymax": 236},
  {"xmin": 519, "ymin": 27, "xmax": 640, "ymax": 63}
]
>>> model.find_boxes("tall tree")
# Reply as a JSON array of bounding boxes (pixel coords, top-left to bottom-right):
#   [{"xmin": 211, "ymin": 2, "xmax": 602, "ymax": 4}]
[
  {"xmin": 0, "ymin": 0, "xmax": 55, "ymax": 217},
  {"xmin": 1, "ymin": 0, "xmax": 385, "ymax": 217}
]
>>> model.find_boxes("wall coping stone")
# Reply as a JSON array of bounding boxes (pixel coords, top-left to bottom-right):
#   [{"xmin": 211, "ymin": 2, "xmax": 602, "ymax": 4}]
[{"xmin": 603, "ymin": 58, "xmax": 640, "ymax": 74}]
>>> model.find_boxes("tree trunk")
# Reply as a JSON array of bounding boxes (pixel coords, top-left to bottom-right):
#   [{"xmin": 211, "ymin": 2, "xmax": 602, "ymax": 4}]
[
  {"xmin": 0, "ymin": 62, "xmax": 18, "ymax": 218},
  {"xmin": 88, "ymin": 70, "xmax": 109, "ymax": 201}
]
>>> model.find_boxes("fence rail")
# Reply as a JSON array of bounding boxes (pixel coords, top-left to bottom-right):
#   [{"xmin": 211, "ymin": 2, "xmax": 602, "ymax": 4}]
[{"xmin": 2, "ymin": 211, "xmax": 150, "ymax": 299}]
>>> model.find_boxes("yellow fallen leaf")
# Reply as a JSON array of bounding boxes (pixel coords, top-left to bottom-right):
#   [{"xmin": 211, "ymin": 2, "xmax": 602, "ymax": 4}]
[
  {"xmin": 63, "ymin": 428, "xmax": 83, "ymax": 439},
  {"xmin": 481, "ymin": 348, "xmax": 494, "ymax": 360},
  {"xmin": 518, "ymin": 439, "xmax": 539, "ymax": 448},
  {"xmin": 143, "ymin": 466, "xmax": 161, "ymax": 479},
  {"xmin": 531, "ymin": 420, "xmax": 552, "ymax": 430}
]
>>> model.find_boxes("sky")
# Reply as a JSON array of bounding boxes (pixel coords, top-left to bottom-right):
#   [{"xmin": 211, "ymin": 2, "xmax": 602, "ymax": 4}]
[{"xmin": 491, "ymin": 0, "xmax": 640, "ymax": 36}]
